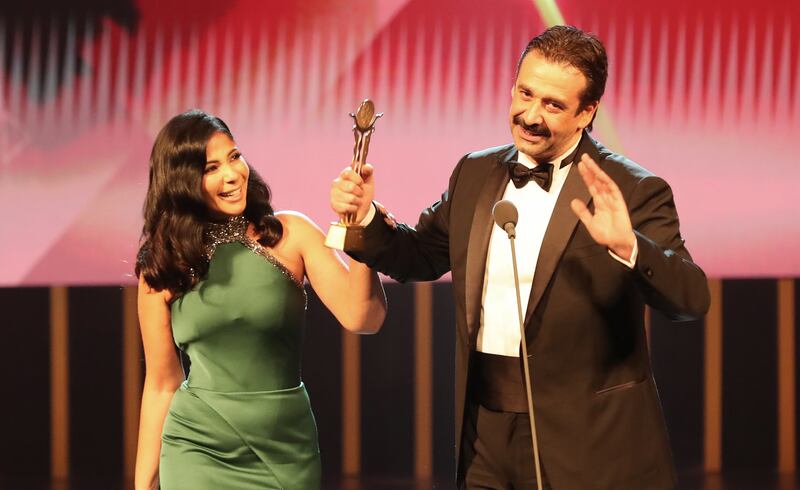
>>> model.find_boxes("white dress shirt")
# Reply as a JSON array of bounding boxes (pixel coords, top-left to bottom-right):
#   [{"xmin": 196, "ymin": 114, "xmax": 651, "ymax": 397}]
[{"xmin": 476, "ymin": 140, "xmax": 581, "ymax": 356}]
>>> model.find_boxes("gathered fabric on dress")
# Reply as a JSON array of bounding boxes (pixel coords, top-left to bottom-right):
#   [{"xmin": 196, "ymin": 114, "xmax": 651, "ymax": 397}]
[{"xmin": 160, "ymin": 216, "xmax": 319, "ymax": 490}]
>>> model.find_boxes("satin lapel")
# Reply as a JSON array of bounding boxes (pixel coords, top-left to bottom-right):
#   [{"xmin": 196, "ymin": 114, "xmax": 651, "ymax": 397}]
[
  {"xmin": 523, "ymin": 135, "xmax": 600, "ymax": 335},
  {"xmin": 464, "ymin": 146, "xmax": 516, "ymax": 347}
]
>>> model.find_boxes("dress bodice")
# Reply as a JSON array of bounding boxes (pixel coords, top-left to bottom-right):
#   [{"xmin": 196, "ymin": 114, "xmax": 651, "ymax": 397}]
[{"xmin": 170, "ymin": 216, "xmax": 307, "ymax": 392}]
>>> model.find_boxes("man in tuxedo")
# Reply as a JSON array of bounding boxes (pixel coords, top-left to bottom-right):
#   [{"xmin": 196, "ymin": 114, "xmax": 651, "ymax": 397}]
[{"xmin": 330, "ymin": 25, "xmax": 709, "ymax": 489}]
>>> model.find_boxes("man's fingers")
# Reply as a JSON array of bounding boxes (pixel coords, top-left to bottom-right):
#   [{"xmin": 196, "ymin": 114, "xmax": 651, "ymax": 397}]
[
  {"xmin": 332, "ymin": 187, "xmax": 362, "ymax": 205},
  {"xmin": 580, "ymin": 155, "xmax": 608, "ymax": 183},
  {"xmin": 580, "ymin": 154, "xmax": 622, "ymax": 195},
  {"xmin": 578, "ymin": 158, "xmax": 625, "ymax": 211},
  {"xmin": 597, "ymin": 188, "xmax": 615, "ymax": 210},
  {"xmin": 340, "ymin": 167, "xmax": 365, "ymax": 186},
  {"xmin": 339, "ymin": 166, "xmax": 353, "ymax": 179},
  {"xmin": 360, "ymin": 163, "xmax": 374, "ymax": 180},
  {"xmin": 577, "ymin": 158, "xmax": 591, "ymax": 181},
  {"xmin": 577, "ymin": 161, "xmax": 600, "ymax": 198},
  {"xmin": 331, "ymin": 162, "xmax": 375, "ymax": 221},
  {"xmin": 570, "ymin": 198, "xmax": 593, "ymax": 226},
  {"xmin": 332, "ymin": 166, "xmax": 367, "ymax": 217},
  {"xmin": 333, "ymin": 173, "xmax": 365, "ymax": 197},
  {"xmin": 332, "ymin": 198, "xmax": 361, "ymax": 216},
  {"xmin": 578, "ymin": 159, "xmax": 608, "ymax": 199},
  {"xmin": 591, "ymin": 174, "xmax": 624, "ymax": 212},
  {"xmin": 331, "ymin": 193, "xmax": 359, "ymax": 212},
  {"xmin": 341, "ymin": 179, "xmax": 364, "ymax": 197},
  {"xmin": 333, "ymin": 203, "xmax": 359, "ymax": 216},
  {"xmin": 580, "ymin": 154, "xmax": 601, "ymax": 174}
]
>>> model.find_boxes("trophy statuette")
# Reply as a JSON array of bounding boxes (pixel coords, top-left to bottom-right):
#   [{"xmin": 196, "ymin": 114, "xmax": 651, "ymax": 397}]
[{"xmin": 324, "ymin": 99, "xmax": 383, "ymax": 250}]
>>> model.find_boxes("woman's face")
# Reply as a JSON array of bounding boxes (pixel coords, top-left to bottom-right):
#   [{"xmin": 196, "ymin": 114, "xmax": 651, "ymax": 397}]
[{"xmin": 202, "ymin": 132, "xmax": 250, "ymax": 218}]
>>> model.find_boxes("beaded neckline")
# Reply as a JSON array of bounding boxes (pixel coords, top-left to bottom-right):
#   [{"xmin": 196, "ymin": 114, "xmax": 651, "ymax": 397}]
[{"xmin": 204, "ymin": 215, "xmax": 305, "ymax": 292}]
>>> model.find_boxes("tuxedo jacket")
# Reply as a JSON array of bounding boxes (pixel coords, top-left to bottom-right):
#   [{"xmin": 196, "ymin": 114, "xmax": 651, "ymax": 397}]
[{"xmin": 348, "ymin": 132, "xmax": 710, "ymax": 489}]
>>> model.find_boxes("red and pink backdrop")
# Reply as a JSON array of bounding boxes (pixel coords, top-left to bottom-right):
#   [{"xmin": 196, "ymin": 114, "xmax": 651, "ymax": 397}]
[{"xmin": 0, "ymin": 0, "xmax": 797, "ymax": 285}]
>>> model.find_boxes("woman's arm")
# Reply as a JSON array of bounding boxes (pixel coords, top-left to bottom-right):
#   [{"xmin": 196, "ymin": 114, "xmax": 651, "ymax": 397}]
[
  {"xmin": 134, "ymin": 275, "xmax": 184, "ymax": 490},
  {"xmin": 278, "ymin": 212, "xmax": 387, "ymax": 334}
]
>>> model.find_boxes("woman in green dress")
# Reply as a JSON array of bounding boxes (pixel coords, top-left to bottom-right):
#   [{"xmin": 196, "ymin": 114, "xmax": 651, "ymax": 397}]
[{"xmin": 133, "ymin": 110, "xmax": 386, "ymax": 490}]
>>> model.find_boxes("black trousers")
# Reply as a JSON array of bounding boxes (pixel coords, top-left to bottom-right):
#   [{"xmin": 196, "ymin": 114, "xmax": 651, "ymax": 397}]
[{"xmin": 460, "ymin": 401, "xmax": 552, "ymax": 490}]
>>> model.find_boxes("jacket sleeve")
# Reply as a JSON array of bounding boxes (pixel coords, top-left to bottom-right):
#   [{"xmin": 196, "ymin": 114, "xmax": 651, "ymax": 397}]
[
  {"xmin": 345, "ymin": 155, "xmax": 469, "ymax": 282},
  {"xmin": 626, "ymin": 175, "xmax": 710, "ymax": 320}
]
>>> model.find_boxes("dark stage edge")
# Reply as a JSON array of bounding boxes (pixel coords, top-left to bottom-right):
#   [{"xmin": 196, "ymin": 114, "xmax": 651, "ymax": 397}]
[{"xmin": 1, "ymin": 471, "xmax": 799, "ymax": 490}]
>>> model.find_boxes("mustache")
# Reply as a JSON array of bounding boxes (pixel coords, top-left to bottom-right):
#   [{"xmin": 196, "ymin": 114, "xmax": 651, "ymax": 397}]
[{"xmin": 513, "ymin": 116, "xmax": 550, "ymax": 137}]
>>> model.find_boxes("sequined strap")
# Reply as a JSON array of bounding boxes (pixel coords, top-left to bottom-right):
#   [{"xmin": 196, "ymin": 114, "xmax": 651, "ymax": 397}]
[
  {"xmin": 241, "ymin": 236, "xmax": 305, "ymax": 291},
  {"xmin": 204, "ymin": 215, "xmax": 306, "ymax": 292}
]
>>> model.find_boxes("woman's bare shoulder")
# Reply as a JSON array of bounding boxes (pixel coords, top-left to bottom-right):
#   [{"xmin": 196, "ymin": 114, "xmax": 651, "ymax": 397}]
[{"xmin": 275, "ymin": 210, "xmax": 324, "ymax": 235}]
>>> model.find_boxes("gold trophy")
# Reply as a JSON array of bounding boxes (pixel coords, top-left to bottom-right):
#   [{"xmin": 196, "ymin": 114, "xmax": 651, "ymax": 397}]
[{"xmin": 325, "ymin": 99, "xmax": 383, "ymax": 250}]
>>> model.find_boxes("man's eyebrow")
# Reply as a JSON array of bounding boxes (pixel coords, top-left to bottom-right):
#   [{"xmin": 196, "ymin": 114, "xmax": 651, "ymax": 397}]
[
  {"xmin": 543, "ymin": 96, "xmax": 567, "ymax": 106},
  {"xmin": 515, "ymin": 84, "xmax": 567, "ymax": 106}
]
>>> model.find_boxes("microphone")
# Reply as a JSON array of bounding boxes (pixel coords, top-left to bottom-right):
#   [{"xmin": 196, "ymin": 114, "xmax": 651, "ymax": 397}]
[
  {"xmin": 491, "ymin": 199, "xmax": 543, "ymax": 490},
  {"xmin": 492, "ymin": 199, "xmax": 518, "ymax": 238}
]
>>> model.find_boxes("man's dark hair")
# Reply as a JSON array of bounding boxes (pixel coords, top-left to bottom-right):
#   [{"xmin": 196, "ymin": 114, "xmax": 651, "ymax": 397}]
[{"xmin": 517, "ymin": 25, "xmax": 608, "ymax": 131}]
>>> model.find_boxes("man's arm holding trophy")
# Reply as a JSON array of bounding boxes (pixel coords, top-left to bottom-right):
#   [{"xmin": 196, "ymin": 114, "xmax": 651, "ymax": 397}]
[
  {"xmin": 326, "ymin": 99, "xmax": 382, "ymax": 250},
  {"xmin": 329, "ymin": 98, "xmax": 452, "ymax": 283}
]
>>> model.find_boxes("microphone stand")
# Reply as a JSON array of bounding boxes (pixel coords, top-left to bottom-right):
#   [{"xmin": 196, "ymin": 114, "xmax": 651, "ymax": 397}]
[{"xmin": 504, "ymin": 223, "xmax": 544, "ymax": 490}]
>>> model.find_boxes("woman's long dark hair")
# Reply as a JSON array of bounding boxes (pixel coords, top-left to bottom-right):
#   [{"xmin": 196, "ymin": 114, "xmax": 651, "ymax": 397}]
[{"xmin": 135, "ymin": 109, "xmax": 283, "ymax": 296}]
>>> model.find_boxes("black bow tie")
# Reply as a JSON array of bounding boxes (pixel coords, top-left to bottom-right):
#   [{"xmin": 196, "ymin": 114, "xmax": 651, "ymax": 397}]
[{"xmin": 508, "ymin": 161, "xmax": 554, "ymax": 191}]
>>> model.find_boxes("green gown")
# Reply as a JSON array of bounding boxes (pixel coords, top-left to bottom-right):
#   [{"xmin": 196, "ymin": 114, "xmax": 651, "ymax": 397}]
[{"xmin": 159, "ymin": 216, "xmax": 320, "ymax": 489}]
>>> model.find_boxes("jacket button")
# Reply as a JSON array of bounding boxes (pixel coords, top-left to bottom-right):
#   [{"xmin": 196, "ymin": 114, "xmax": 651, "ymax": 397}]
[{"xmin": 645, "ymin": 268, "xmax": 654, "ymax": 278}]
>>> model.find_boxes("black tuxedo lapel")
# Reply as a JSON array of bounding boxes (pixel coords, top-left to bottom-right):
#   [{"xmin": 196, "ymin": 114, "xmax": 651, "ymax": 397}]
[
  {"xmin": 523, "ymin": 134, "xmax": 600, "ymax": 337},
  {"xmin": 464, "ymin": 146, "xmax": 516, "ymax": 347}
]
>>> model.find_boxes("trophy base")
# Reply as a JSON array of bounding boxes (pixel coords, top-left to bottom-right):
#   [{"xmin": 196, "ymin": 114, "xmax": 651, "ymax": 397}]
[{"xmin": 324, "ymin": 222, "xmax": 365, "ymax": 251}]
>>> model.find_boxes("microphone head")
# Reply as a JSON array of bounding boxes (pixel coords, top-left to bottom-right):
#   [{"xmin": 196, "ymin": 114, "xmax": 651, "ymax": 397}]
[{"xmin": 492, "ymin": 199, "xmax": 518, "ymax": 236}]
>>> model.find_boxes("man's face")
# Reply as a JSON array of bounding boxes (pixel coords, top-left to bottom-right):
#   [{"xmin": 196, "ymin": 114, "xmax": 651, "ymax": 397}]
[{"xmin": 509, "ymin": 51, "xmax": 597, "ymax": 163}]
